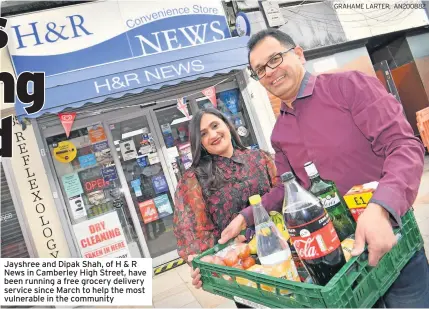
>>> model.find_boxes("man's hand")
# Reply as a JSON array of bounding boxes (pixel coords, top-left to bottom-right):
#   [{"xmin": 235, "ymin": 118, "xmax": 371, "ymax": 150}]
[
  {"xmin": 351, "ymin": 203, "xmax": 397, "ymax": 266},
  {"xmin": 218, "ymin": 214, "xmax": 247, "ymax": 244}
]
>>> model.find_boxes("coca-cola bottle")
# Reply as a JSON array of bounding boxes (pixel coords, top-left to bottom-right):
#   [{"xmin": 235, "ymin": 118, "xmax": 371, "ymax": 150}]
[{"xmin": 281, "ymin": 171, "xmax": 346, "ymax": 286}]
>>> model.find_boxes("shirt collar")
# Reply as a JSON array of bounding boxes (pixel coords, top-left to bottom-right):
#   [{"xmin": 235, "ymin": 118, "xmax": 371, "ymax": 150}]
[
  {"xmin": 213, "ymin": 148, "xmax": 245, "ymax": 165},
  {"xmin": 280, "ymin": 71, "xmax": 317, "ymax": 113}
]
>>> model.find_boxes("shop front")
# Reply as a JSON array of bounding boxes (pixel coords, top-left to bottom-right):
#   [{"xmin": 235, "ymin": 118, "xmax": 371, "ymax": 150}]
[{"xmin": 8, "ymin": 0, "xmax": 264, "ymax": 266}]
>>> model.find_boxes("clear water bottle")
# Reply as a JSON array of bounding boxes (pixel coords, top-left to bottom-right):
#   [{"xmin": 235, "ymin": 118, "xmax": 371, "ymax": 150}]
[{"xmin": 250, "ymin": 195, "xmax": 300, "ymax": 283}]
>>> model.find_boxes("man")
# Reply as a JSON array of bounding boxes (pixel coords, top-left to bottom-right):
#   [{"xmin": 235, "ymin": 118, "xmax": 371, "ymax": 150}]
[{"xmin": 217, "ymin": 29, "xmax": 428, "ymax": 307}]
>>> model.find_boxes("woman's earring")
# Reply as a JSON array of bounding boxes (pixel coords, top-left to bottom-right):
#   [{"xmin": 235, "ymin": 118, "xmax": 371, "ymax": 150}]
[{"xmin": 232, "ymin": 138, "xmax": 237, "ymax": 148}]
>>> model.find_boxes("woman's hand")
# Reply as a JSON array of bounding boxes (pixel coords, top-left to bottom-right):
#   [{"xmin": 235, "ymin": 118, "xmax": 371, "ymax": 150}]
[
  {"xmin": 188, "ymin": 255, "xmax": 202, "ymax": 289},
  {"xmin": 218, "ymin": 214, "xmax": 247, "ymax": 244}
]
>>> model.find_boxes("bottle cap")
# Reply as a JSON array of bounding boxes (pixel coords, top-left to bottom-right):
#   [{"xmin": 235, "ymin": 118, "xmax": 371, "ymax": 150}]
[
  {"xmin": 280, "ymin": 172, "xmax": 295, "ymax": 182},
  {"xmin": 249, "ymin": 195, "xmax": 262, "ymax": 205},
  {"xmin": 304, "ymin": 161, "xmax": 318, "ymax": 178}
]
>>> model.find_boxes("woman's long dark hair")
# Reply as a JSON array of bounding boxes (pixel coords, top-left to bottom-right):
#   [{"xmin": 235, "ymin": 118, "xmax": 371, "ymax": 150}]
[{"xmin": 189, "ymin": 108, "xmax": 246, "ymax": 190}]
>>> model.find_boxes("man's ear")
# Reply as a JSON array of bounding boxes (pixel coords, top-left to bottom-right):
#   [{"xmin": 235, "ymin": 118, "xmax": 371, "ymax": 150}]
[{"xmin": 294, "ymin": 45, "xmax": 306, "ymax": 65}]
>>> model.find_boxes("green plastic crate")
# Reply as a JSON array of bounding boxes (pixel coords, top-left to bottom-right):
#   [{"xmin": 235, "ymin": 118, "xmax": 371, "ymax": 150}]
[{"xmin": 192, "ymin": 209, "xmax": 424, "ymax": 308}]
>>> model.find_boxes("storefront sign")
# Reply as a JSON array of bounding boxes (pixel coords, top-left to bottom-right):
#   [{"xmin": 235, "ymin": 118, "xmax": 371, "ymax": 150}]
[
  {"xmin": 101, "ymin": 166, "xmax": 118, "ymax": 182},
  {"xmin": 10, "ymin": 116, "xmax": 71, "ymax": 258},
  {"xmin": 83, "ymin": 177, "xmax": 110, "ymax": 193},
  {"xmin": 235, "ymin": 12, "xmax": 251, "ymax": 37},
  {"xmin": 69, "ymin": 195, "xmax": 87, "ymax": 220},
  {"xmin": 62, "ymin": 173, "xmax": 84, "ymax": 198},
  {"xmin": 120, "ymin": 140, "xmax": 137, "ymax": 161},
  {"xmin": 88, "ymin": 124, "xmax": 107, "ymax": 144},
  {"xmin": 72, "ymin": 211, "xmax": 130, "ymax": 258},
  {"xmin": 7, "ymin": 0, "xmax": 231, "ymax": 76},
  {"xmin": 261, "ymin": 1, "xmax": 285, "ymax": 27},
  {"xmin": 78, "ymin": 153, "xmax": 97, "ymax": 168},
  {"xmin": 53, "ymin": 141, "xmax": 77, "ymax": 163},
  {"xmin": 154, "ymin": 194, "xmax": 173, "ymax": 219},
  {"xmin": 138, "ymin": 200, "xmax": 159, "ymax": 224}
]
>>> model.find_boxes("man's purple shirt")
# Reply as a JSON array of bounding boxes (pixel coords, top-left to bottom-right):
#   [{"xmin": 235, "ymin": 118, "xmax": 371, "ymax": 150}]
[{"xmin": 241, "ymin": 70, "xmax": 425, "ymax": 226}]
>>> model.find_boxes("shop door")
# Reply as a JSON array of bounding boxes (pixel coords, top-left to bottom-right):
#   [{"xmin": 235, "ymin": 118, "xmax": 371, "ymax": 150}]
[
  {"xmin": 107, "ymin": 112, "xmax": 179, "ymax": 265},
  {"xmin": 374, "ymin": 60, "xmax": 401, "ymax": 103},
  {"xmin": 44, "ymin": 122, "xmax": 145, "ymax": 259}
]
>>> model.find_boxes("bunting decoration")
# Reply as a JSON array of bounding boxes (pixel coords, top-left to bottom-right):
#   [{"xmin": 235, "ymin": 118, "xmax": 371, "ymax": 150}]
[
  {"xmin": 201, "ymin": 86, "xmax": 217, "ymax": 108},
  {"xmin": 58, "ymin": 112, "xmax": 77, "ymax": 138},
  {"xmin": 176, "ymin": 97, "xmax": 191, "ymax": 119}
]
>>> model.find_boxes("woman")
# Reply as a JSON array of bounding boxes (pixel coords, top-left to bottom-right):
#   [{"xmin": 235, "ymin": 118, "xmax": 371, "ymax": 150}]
[{"xmin": 173, "ymin": 108, "xmax": 278, "ymax": 307}]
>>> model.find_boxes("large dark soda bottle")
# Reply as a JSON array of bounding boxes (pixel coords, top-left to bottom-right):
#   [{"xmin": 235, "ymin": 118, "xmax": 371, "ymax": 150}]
[
  {"xmin": 304, "ymin": 161, "xmax": 356, "ymax": 241},
  {"xmin": 282, "ymin": 171, "xmax": 346, "ymax": 286}
]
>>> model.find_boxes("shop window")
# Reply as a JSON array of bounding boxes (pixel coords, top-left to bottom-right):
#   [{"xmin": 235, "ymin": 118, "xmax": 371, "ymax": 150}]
[
  {"xmin": 196, "ymin": 88, "xmax": 259, "ymax": 149},
  {"xmin": 46, "ymin": 125, "xmax": 143, "ymax": 258},
  {"xmin": 1, "ymin": 163, "xmax": 31, "ymax": 258}
]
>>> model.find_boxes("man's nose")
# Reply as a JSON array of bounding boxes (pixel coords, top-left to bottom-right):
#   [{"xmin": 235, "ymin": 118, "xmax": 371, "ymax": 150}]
[{"xmin": 265, "ymin": 66, "xmax": 276, "ymax": 77}]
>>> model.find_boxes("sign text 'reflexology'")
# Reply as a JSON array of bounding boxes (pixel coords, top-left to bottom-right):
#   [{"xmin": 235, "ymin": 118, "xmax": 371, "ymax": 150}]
[{"xmin": 0, "ymin": 17, "xmax": 45, "ymax": 158}]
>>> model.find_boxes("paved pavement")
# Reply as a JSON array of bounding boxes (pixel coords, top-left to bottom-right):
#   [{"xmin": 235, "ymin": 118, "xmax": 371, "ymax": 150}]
[{"xmin": 150, "ymin": 155, "xmax": 429, "ymax": 308}]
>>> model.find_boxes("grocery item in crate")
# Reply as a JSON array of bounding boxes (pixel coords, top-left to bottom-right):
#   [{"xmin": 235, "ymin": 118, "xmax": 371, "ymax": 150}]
[
  {"xmin": 282, "ymin": 171, "xmax": 346, "ymax": 286},
  {"xmin": 236, "ymin": 263, "xmax": 295, "ymax": 295},
  {"xmin": 270, "ymin": 211, "xmax": 310, "ymax": 282},
  {"xmin": 341, "ymin": 235, "xmax": 355, "ymax": 262},
  {"xmin": 214, "ymin": 242, "xmax": 255, "ymax": 269},
  {"xmin": 344, "ymin": 182, "xmax": 379, "ymax": 222},
  {"xmin": 193, "ymin": 210, "xmax": 422, "ymax": 308},
  {"xmin": 304, "ymin": 161, "xmax": 356, "ymax": 241},
  {"xmin": 251, "ymin": 195, "xmax": 300, "ymax": 283}
]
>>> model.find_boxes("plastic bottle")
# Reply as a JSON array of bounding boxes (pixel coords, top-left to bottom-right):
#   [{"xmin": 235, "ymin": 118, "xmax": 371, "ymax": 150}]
[
  {"xmin": 250, "ymin": 194, "xmax": 300, "ymax": 283},
  {"xmin": 282, "ymin": 172, "xmax": 346, "ymax": 286}
]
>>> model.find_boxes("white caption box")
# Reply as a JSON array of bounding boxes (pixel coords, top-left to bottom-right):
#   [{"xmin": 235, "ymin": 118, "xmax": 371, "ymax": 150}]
[{"xmin": 0, "ymin": 258, "xmax": 152, "ymax": 306}]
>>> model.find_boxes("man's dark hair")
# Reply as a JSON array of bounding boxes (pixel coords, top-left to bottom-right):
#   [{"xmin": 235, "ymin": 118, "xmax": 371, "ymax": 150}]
[{"xmin": 247, "ymin": 29, "xmax": 296, "ymax": 67}]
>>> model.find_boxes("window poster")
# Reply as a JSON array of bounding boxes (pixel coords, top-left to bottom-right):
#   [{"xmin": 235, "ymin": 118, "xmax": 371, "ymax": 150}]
[
  {"xmin": 136, "ymin": 156, "xmax": 148, "ymax": 168},
  {"xmin": 101, "ymin": 166, "xmax": 118, "ymax": 182},
  {"xmin": 72, "ymin": 212, "xmax": 130, "ymax": 258},
  {"xmin": 152, "ymin": 174, "xmax": 168, "ymax": 194},
  {"xmin": 178, "ymin": 143, "xmax": 193, "ymax": 170},
  {"xmin": 69, "ymin": 195, "xmax": 87, "ymax": 220},
  {"xmin": 138, "ymin": 200, "xmax": 159, "ymax": 224},
  {"xmin": 62, "ymin": 173, "xmax": 84, "ymax": 198},
  {"xmin": 88, "ymin": 123, "xmax": 107, "ymax": 144},
  {"xmin": 78, "ymin": 153, "xmax": 97, "ymax": 168},
  {"xmin": 120, "ymin": 140, "xmax": 138, "ymax": 161},
  {"xmin": 154, "ymin": 194, "xmax": 173, "ymax": 219}
]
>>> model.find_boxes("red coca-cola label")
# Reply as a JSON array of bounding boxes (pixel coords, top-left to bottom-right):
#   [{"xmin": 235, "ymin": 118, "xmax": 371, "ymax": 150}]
[{"xmin": 287, "ymin": 213, "xmax": 340, "ymax": 260}]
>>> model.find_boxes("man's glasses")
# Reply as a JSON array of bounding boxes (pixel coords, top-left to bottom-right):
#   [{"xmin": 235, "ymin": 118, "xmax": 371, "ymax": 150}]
[{"xmin": 250, "ymin": 47, "xmax": 295, "ymax": 81}]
